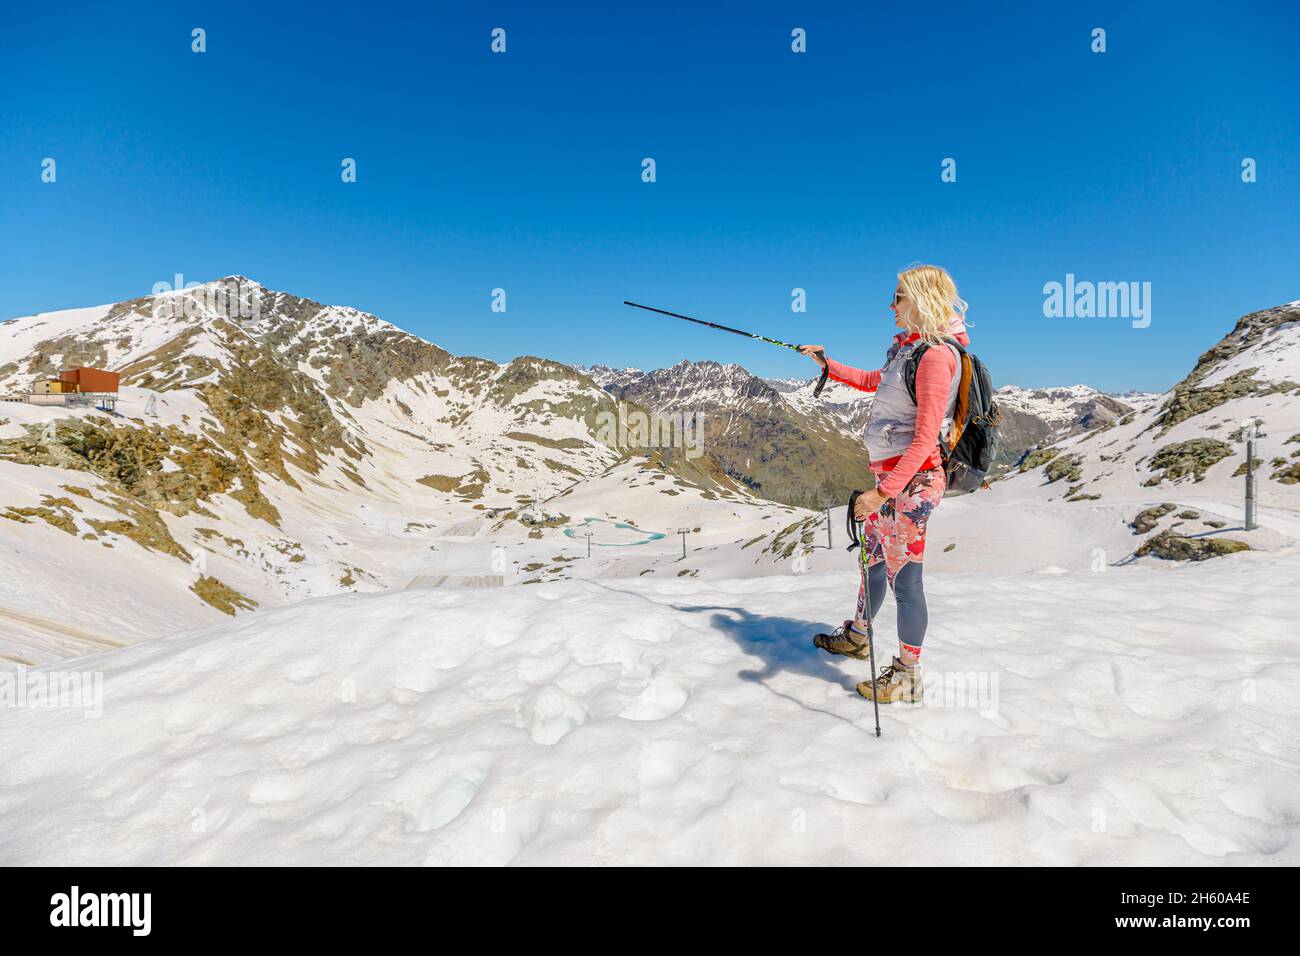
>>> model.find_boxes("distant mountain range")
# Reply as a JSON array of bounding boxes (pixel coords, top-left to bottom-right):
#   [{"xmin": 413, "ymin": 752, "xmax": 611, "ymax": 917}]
[
  {"xmin": 584, "ymin": 360, "xmax": 875, "ymax": 508},
  {"xmin": 583, "ymin": 361, "xmax": 1153, "ymax": 483}
]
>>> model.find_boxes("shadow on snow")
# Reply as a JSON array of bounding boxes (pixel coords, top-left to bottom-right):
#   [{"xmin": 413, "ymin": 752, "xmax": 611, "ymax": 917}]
[{"xmin": 672, "ymin": 603, "xmax": 880, "ymax": 727}]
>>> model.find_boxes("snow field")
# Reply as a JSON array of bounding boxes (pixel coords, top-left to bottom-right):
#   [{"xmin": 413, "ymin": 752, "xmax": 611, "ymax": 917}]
[{"xmin": 2, "ymin": 554, "xmax": 1297, "ymax": 865}]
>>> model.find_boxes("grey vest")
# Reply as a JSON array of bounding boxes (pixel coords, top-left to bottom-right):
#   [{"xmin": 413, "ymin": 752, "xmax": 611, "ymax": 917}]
[{"xmin": 863, "ymin": 340, "xmax": 961, "ymax": 461}]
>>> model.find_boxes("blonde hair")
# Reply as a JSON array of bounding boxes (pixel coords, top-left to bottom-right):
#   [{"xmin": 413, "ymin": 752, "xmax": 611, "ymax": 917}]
[{"xmin": 896, "ymin": 264, "xmax": 969, "ymax": 346}]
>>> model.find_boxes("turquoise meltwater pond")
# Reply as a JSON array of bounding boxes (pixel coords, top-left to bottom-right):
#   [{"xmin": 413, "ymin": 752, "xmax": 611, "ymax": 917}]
[{"xmin": 563, "ymin": 517, "xmax": 667, "ymax": 547}]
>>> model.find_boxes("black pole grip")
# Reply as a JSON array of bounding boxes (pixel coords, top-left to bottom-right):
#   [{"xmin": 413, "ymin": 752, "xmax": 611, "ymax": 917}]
[{"xmin": 811, "ymin": 349, "xmax": 829, "ymax": 397}]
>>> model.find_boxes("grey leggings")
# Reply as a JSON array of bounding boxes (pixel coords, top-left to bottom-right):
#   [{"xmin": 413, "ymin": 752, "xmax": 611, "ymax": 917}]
[{"xmin": 858, "ymin": 561, "xmax": 928, "ymax": 648}]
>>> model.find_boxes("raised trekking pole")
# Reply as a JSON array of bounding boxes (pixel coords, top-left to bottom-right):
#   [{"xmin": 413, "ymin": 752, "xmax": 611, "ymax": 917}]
[{"xmin": 623, "ymin": 301, "xmax": 830, "ymax": 397}]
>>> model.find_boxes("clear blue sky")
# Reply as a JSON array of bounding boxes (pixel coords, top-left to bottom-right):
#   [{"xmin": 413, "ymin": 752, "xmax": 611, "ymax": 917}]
[{"xmin": 3, "ymin": 0, "xmax": 1297, "ymax": 391}]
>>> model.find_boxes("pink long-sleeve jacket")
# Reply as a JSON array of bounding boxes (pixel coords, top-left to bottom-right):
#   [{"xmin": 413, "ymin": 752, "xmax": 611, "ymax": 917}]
[{"xmin": 825, "ymin": 318, "xmax": 970, "ymax": 498}]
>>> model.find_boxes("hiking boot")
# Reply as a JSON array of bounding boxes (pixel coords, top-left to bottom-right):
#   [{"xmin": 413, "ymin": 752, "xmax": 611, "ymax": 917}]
[
  {"xmin": 857, "ymin": 657, "xmax": 923, "ymax": 704},
  {"xmin": 813, "ymin": 621, "xmax": 872, "ymax": 660}
]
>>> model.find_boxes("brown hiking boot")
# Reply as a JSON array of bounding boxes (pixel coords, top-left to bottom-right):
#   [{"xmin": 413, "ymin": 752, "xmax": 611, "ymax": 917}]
[
  {"xmin": 857, "ymin": 657, "xmax": 923, "ymax": 704},
  {"xmin": 813, "ymin": 621, "xmax": 872, "ymax": 660}
]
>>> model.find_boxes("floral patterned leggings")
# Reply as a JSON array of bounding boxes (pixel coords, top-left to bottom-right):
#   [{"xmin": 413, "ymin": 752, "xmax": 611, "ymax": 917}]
[{"xmin": 853, "ymin": 467, "xmax": 946, "ymax": 649}]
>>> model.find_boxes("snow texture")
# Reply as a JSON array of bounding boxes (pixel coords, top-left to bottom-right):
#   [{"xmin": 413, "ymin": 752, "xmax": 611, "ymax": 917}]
[{"xmin": 1, "ymin": 555, "xmax": 1297, "ymax": 865}]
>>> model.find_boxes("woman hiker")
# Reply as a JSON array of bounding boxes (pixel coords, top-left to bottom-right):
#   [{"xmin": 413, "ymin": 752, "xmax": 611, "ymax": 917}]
[{"xmin": 799, "ymin": 264, "xmax": 970, "ymax": 705}]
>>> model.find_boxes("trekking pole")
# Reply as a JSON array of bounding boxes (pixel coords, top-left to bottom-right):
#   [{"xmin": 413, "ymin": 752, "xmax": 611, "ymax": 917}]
[
  {"xmin": 863, "ymin": 555, "xmax": 882, "ymax": 738},
  {"xmin": 623, "ymin": 301, "xmax": 830, "ymax": 397},
  {"xmin": 853, "ymin": 512, "xmax": 882, "ymax": 738},
  {"xmin": 1244, "ymin": 419, "xmax": 1258, "ymax": 531}
]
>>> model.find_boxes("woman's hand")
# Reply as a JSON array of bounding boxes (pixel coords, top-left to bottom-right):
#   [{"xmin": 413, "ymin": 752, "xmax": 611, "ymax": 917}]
[
  {"xmin": 854, "ymin": 488, "xmax": 889, "ymax": 520},
  {"xmin": 798, "ymin": 344, "xmax": 827, "ymax": 368}
]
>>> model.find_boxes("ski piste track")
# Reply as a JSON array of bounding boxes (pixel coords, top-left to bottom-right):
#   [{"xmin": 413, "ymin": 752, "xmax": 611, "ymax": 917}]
[
  {"xmin": 0, "ymin": 607, "xmax": 126, "ymax": 665},
  {"xmin": 405, "ymin": 574, "xmax": 504, "ymax": 589}
]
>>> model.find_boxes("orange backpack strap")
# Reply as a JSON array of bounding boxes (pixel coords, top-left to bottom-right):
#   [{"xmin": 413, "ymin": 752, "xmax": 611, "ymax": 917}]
[{"xmin": 946, "ymin": 353, "xmax": 974, "ymax": 451}]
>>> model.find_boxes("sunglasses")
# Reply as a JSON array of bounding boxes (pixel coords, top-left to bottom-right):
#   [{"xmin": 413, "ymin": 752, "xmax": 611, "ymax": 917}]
[{"xmin": 892, "ymin": 290, "xmax": 907, "ymax": 306}]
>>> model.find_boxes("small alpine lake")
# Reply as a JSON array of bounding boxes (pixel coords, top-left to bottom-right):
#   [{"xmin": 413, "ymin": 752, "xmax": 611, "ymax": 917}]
[{"xmin": 563, "ymin": 517, "xmax": 667, "ymax": 547}]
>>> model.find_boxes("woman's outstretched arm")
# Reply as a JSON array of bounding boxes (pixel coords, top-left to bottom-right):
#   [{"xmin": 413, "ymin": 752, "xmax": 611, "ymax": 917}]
[
  {"xmin": 825, "ymin": 358, "xmax": 882, "ymax": 393},
  {"xmin": 797, "ymin": 344, "xmax": 881, "ymax": 393}
]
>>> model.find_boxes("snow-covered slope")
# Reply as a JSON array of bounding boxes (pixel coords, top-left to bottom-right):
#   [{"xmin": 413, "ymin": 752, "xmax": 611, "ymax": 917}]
[
  {"xmin": 2, "ymin": 553, "xmax": 1297, "ymax": 865},
  {"xmin": 929, "ymin": 300, "xmax": 1300, "ymax": 570},
  {"xmin": 0, "ymin": 280, "xmax": 783, "ymax": 662}
]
